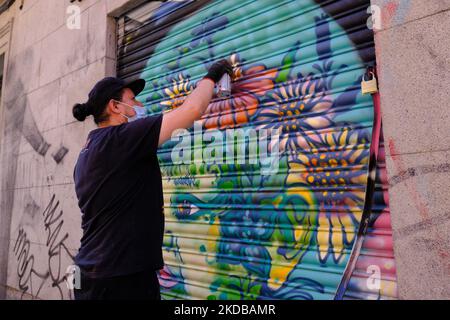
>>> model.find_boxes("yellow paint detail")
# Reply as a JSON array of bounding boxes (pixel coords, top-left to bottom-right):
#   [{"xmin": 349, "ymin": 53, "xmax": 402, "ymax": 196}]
[{"xmin": 268, "ymin": 260, "xmax": 298, "ymax": 290}]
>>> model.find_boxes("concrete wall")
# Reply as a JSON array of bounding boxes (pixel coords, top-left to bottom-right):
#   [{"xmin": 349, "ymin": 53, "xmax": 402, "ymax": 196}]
[
  {"xmin": 372, "ymin": 0, "xmax": 450, "ymax": 299},
  {"xmin": 0, "ymin": 0, "xmax": 145, "ymax": 300}
]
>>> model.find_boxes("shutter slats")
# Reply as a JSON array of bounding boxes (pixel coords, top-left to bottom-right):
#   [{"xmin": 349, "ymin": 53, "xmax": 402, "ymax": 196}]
[{"xmin": 117, "ymin": 0, "xmax": 397, "ymax": 300}]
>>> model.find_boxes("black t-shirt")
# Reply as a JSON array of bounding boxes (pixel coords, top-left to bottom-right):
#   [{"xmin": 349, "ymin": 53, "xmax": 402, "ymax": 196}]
[{"xmin": 73, "ymin": 114, "xmax": 164, "ymax": 278}]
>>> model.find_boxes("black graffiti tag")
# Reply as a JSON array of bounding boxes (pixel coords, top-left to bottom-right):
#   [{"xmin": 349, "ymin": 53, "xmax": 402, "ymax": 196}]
[
  {"xmin": 13, "ymin": 228, "xmax": 49, "ymax": 298},
  {"xmin": 13, "ymin": 194, "xmax": 75, "ymax": 299},
  {"xmin": 42, "ymin": 194, "xmax": 75, "ymax": 298}
]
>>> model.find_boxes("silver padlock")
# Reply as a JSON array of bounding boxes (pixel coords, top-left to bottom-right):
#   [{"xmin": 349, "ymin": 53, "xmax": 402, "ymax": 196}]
[{"xmin": 361, "ymin": 72, "xmax": 378, "ymax": 95}]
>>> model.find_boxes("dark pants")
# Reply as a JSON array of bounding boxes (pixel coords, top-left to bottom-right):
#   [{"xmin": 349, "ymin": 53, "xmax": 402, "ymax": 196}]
[{"xmin": 74, "ymin": 267, "xmax": 161, "ymax": 300}]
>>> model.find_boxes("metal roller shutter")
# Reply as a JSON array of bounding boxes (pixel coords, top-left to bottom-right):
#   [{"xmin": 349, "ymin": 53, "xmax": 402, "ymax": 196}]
[{"xmin": 117, "ymin": 0, "xmax": 398, "ymax": 300}]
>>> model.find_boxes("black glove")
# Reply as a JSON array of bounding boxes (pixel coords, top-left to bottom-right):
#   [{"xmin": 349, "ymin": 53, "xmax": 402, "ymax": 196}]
[{"xmin": 203, "ymin": 59, "xmax": 233, "ymax": 84}]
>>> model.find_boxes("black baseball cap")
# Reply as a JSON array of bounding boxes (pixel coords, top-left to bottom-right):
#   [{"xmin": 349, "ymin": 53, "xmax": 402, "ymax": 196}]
[{"xmin": 87, "ymin": 77, "xmax": 146, "ymax": 107}]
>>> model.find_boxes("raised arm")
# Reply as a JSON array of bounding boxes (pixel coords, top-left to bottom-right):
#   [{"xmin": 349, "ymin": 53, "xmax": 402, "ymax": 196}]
[{"xmin": 158, "ymin": 59, "xmax": 233, "ymax": 146}]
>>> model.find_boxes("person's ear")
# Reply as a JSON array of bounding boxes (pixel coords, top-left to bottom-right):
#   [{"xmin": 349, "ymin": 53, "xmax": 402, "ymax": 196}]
[{"xmin": 108, "ymin": 99, "xmax": 120, "ymax": 115}]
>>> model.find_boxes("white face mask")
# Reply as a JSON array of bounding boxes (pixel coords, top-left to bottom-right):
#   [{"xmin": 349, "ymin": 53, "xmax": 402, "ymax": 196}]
[{"xmin": 114, "ymin": 100, "xmax": 147, "ymax": 122}]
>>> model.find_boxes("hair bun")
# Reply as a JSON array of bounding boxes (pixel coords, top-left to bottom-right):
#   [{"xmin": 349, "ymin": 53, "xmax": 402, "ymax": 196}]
[{"xmin": 72, "ymin": 102, "xmax": 92, "ymax": 121}]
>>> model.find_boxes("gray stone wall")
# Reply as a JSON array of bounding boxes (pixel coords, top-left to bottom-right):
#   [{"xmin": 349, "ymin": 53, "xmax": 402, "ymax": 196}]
[{"xmin": 372, "ymin": 0, "xmax": 450, "ymax": 299}]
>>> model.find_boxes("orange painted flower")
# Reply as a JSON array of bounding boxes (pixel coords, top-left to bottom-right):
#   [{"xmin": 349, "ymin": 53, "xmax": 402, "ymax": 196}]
[{"xmin": 201, "ymin": 53, "xmax": 278, "ymax": 129}]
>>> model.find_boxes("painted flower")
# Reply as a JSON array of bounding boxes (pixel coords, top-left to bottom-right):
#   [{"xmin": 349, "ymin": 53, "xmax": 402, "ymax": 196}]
[
  {"xmin": 286, "ymin": 126, "xmax": 371, "ymax": 263},
  {"xmin": 256, "ymin": 75, "xmax": 335, "ymax": 153},
  {"xmin": 201, "ymin": 53, "xmax": 278, "ymax": 129},
  {"xmin": 160, "ymin": 72, "xmax": 194, "ymax": 111}
]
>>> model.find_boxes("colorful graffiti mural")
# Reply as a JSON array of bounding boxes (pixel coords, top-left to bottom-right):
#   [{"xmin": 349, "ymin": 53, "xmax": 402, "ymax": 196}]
[{"xmin": 117, "ymin": 0, "xmax": 398, "ymax": 299}]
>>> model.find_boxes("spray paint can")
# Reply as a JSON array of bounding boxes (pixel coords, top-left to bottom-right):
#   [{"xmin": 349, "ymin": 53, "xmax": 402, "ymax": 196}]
[{"xmin": 216, "ymin": 73, "xmax": 232, "ymax": 97}]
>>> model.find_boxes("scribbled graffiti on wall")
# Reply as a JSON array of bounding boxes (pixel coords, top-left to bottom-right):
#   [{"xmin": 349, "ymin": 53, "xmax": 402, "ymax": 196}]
[
  {"xmin": 116, "ymin": 0, "xmax": 399, "ymax": 299},
  {"xmin": 12, "ymin": 195, "xmax": 74, "ymax": 299}
]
